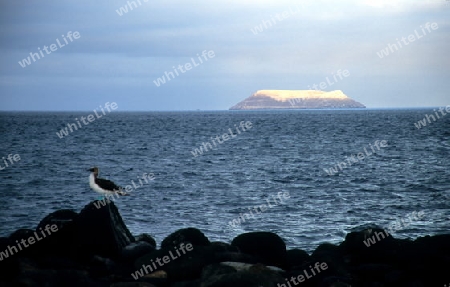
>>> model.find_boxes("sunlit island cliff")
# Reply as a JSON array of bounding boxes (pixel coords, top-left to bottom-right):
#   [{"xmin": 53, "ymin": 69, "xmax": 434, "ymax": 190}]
[{"xmin": 229, "ymin": 90, "xmax": 366, "ymax": 110}]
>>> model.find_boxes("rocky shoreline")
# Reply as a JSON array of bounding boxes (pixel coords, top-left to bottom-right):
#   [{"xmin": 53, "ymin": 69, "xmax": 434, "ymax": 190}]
[{"xmin": 0, "ymin": 201, "xmax": 448, "ymax": 287}]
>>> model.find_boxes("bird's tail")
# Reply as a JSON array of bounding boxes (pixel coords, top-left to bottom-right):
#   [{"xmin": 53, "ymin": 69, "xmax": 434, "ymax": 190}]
[{"xmin": 117, "ymin": 188, "xmax": 130, "ymax": 196}]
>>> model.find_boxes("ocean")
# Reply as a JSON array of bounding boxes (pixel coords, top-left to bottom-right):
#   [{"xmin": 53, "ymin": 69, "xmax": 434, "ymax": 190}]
[{"xmin": 0, "ymin": 109, "xmax": 449, "ymax": 252}]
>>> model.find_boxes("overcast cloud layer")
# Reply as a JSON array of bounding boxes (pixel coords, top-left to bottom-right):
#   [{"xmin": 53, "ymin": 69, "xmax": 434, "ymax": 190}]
[{"xmin": 0, "ymin": 0, "xmax": 449, "ymax": 110}]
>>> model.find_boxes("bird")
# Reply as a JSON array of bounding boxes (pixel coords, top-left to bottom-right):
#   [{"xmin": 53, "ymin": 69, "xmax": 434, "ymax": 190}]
[{"xmin": 87, "ymin": 167, "xmax": 127, "ymax": 198}]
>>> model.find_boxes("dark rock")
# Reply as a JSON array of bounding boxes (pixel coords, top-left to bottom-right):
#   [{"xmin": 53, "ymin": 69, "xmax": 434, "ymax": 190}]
[
  {"xmin": 135, "ymin": 245, "xmax": 216, "ymax": 282},
  {"xmin": 36, "ymin": 209, "xmax": 78, "ymax": 231},
  {"xmin": 35, "ymin": 255, "xmax": 81, "ymax": 270},
  {"xmin": 340, "ymin": 227, "xmax": 399, "ymax": 265},
  {"xmin": 413, "ymin": 234, "xmax": 450, "ymax": 258},
  {"xmin": 0, "ymin": 236, "xmax": 9, "ymax": 250},
  {"xmin": 111, "ymin": 283, "xmax": 157, "ymax": 287},
  {"xmin": 137, "ymin": 277, "xmax": 169, "ymax": 287},
  {"xmin": 286, "ymin": 249, "xmax": 310, "ymax": 269},
  {"xmin": 352, "ymin": 264, "xmax": 393, "ymax": 281},
  {"xmin": 231, "ymin": 232, "xmax": 287, "ymax": 268},
  {"xmin": 311, "ymin": 243, "xmax": 346, "ymax": 276},
  {"xmin": 33, "ymin": 210, "xmax": 79, "ymax": 257},
  {"xmin": 171, "ymin": 280, "xmax": 201, "ymax": 287},
  {"xmin": 135, "ymin": 233, "xmax": 157, "ymax": 249},
  {"xmin": 6, "ymin": 229, "xmax": 37, "ymax": 257},
  {"xmin": 210, "ymin": 241, "xmax": 238, "ymax": 253},
  {"xmin": 2, "ymin": 203, "xmax": 450, "ymax": 287},
  {"xmin": 161, "ymin": 228, "xmax": 210, "ymax": 249},
  {"xmin": 384, "ymin": 270, "xmax": 405, "ymax": 285},
  {"xmin": 285, "ymin": 260, "xmax": 333, "ymax": 287},
  {"xmin": 210, "ymin": 242, "xmax": 257, "ymax": 264},
  {"xmin": 88, "ymin": 255, "xmax": 117, "ymax": 277},
  {"xmin": 73, "ymin": 201, "xmax": 135, "ymax": 259},
  {"xmin": 9, "ymin": 229, "xmax": 36, "ymax": 242},
  {"xmin": 3, "ymin": 257, "xmax": 99, "ymax": 287},
  {"xmin": 23, "ymin": 201, "xmax": 134, "ymax": 261},
  {"xmin": 214, "ymin": 252, "xmax": 259, "ymax": 265},
  {"xmin": 0, "ymin": 255, "xmax": 21, "ymax": 281},
  {"xmin": 18, "ymin": 268, "xmax": 96, "ymax": 287},
  {"xmin": 220, "ymin": 262, "xmax": 284, "ymax": 273},
  {"xmin": 121, "ymin": 241, "xmax": 156, "ymax": 262},
  {"xmin": 199, "ymin": 263, "xmax": 285, "ymax": 287},
  {"xmin": 201, "ymin": 263, "xmax": 237, "ymax": 280},
  {"xmin": 312, "ymin": 243, "xmax": 341, "ymax": 259},
  {"xmin": 197, "ymin": 263, "xmax": 237, "ymax": 287},
  {"xmin": 402, "ymin": 234, "xmax": 450, "ymax": 286},
  {"xmin": 318, "ymin": 276, "xmax": 353, "ymax": 287}
]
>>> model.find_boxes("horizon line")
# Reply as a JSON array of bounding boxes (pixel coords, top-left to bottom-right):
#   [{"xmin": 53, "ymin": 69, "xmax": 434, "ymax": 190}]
[{"xmin": 0, "ymin": 107, "xmax": 445, "ymax": 112}]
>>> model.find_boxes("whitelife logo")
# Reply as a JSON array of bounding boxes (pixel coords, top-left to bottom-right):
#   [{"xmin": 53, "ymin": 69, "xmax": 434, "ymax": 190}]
[
  {"xmin": 362, "ymin": 211, "xmax": 425, "ymax": 247},
  {"xmin": 0, "ymin": 153, "xmax": 20, "ymax": 171},
  {"xmin": 227, "ymin": 192, "xmax": 290, "ymax": 230},
  {"xmin": 191, "ymin": 121, "xmax": 252, "ymax": 157},
  {"xmin": 277, "ymin": 262, "xmax": 328, "ymax": 287},
  {"xmin": 56, "ymin": 102, "xmax": 118, "ymax": 139},
  {"xmin": 376, "ymin": 22, "xmax": 438, "ymax": 59},
  {"xmin": 115, "ymin": 0, "xmax": 149, "ymax": 16},
  {"xmin": 131, "ymin": 243, "xmax": 193, "ymax": 280},
  {"xmin": 153, "ymin": 50, "xmax": 215, "ymax": 87},
  {"xmin": 18, "ymin": 31, "xmax": 81, "ymax": 68},
  {"xmin": 288, "ymin": 69, "xmax": 350, "ymax": 106},
  {"xmin": 93, "ymin": 172, "xmax": 155, "ymax": 209},
  {"xmin": 414, "ymin": 105, "xmax": 450, "ymax": 129},
  {"xmin": 250, "ymin": 6, "xmax": 301, "ymax": 35},
  {"xmin": 323, "ymin": 140, "xmax": 388, "ymax": 176},
  {"xmin": 0, "ymin": 224, "xmax": 58, "ymax": 261}
]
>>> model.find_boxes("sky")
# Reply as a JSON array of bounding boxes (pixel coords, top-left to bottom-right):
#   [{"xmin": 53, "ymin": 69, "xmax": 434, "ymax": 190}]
[{"xmin": 0, "ymin": 0, "xmax": 449, "ymax": 111}]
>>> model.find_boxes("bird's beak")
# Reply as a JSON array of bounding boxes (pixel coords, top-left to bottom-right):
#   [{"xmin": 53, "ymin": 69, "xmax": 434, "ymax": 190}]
[{"xmin": 87, "ymin": 168, "xmax": 92, "ymax": 172}]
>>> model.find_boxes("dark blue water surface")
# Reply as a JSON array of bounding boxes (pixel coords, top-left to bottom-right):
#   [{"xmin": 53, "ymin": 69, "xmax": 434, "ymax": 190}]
[{"xmin": 0, "ymin": 110, "xmax": 449, "ymax": 251}]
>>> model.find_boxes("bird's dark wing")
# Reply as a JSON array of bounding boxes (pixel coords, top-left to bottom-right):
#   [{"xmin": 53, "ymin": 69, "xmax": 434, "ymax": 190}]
[{"xmin": 95, "ymin": 177, "xmax": 122, "ymax": 191}]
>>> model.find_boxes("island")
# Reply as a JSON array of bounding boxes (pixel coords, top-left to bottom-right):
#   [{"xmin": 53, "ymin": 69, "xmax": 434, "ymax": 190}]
[{"xmin": 229, "ymin": 90, "xmax": 366, "ymax": 110}]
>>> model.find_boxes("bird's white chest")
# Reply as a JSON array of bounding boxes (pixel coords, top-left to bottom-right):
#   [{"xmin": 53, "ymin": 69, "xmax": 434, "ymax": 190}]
[{"xmin": 89, "ymin": 173, "xmax": 107, "ymax": 195}]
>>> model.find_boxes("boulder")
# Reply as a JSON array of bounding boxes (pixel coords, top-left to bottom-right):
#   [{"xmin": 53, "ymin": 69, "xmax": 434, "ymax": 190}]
[
  {"xmin": 29, "ymin": 201, "xmax": 135, "ymax": 260},
  {"xmin": 72, "ymin": 201, "xmax": 135, "ymax": 259},
  {"xmin": 161, "ymin": 228, "xmax": 210, "ymax": 249},
  {"xmin": 220, "ymin": 262, "xmax": 284, "ymax": 273},
  {"xmin": 231, "ymin": 232, "xmax": 287, "ymax": 268},
  {"xmin": 36, "ymin": 209, "xmax": 78, "ymax": 231},
  {"xmin": 135, "ymin": 233, "xmax": 157, "ymax": 249},
  {"xmin": 199, "ymin": 262, "xmax": 285, "ymax": 287},
  {"xmin": 33, "ymin": 210, "xmax": 79, "ymax": 257},
  {"xmin": 134, "ymin": 245, "xmax": 216, "ymax": 282},
  {"xmin": 340, "ymin": 227, "xmax": 399, "ymax": 265},
  {"xmin": 286, "ymin": 249, "xmax": 310, "ymax": 269},
  {"xmin": 120, "ymin": 241, "xmax": 156, "ymax": 263}
]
